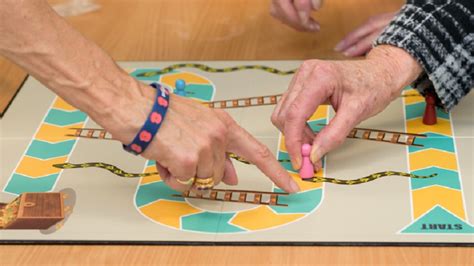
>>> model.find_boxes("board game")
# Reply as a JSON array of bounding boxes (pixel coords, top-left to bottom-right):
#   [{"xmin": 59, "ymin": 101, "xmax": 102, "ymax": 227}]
[{"xmin": 0, "ymin": 61, "xmax": 472, "ymax": 245}]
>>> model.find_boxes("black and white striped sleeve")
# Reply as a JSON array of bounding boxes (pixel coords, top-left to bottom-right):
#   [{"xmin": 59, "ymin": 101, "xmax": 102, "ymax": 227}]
[{"xmin": 375, "ymin": 0, "xmax": 474, "ymax": 111}]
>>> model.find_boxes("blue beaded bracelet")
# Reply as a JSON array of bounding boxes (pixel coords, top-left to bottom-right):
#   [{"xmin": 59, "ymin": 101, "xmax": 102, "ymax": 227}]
[{"xmin": 123, "ymin": 83, "xmax": 170, "ymax": 155}]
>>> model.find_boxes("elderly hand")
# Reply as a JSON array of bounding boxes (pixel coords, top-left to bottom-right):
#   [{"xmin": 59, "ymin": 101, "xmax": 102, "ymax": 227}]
[
  {"xmin": 335, "ymin": 12, "xmax": 397, "ymax": 57},
  {"xmin": 0, "ymin": 0, "xmax": 300, "ymax": 194},
  {"xmin": 270, "ymin": 0, "xmax": 324, "ymax": 32},
  {"xmin": 271, "ymin": 45, "xmax": 422, "ymax": 171},
  {"xmin": 107, "ymin": 81, "xmax": 300, "ymax": 194}
]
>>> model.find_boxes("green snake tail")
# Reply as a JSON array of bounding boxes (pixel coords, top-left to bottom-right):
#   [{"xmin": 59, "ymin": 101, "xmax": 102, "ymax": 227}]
[
  {"xmin": 227, "ymin": 155, "xmax": 437, "ymax": 184},
  {"xmin": 136, "ymin": 63, "xmax": 297, "ymax": 77},
  {"xmin": 53, "ymin": 162, "xmax": 154, "ymax": 178},
  {"xmin": 53, "ymin": 162, "xmax": 437, "ymax": 185},
  {"xmin": 304, "ymin": 171, "xmax": 438, "ymax": 185}
]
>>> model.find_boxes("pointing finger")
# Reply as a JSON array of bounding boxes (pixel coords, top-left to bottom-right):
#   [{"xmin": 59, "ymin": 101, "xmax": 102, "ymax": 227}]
[{"xmin": 228, "ymin": 124, "xmax": 299, "ymax": 193}]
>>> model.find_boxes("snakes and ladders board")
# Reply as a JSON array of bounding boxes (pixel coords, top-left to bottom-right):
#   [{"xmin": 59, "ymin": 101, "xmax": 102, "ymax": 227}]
[{"xmin": 0, "ymin": 61, "xmax": 472, "ymax": 245}]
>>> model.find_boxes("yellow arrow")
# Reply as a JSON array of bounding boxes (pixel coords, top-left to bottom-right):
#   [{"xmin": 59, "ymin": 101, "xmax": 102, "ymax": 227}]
[
  {"xmin": 16, "ymin": 156, "xmax": 68, "ymax": 177},
  {"xmin": 412, "ymin": 186, "xmax": 465, "ymax": 219}
]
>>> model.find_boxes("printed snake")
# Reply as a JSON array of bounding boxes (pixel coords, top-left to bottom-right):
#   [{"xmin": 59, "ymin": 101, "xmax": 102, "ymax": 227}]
[
  {"xmin": 136, "ymin": 63, "xmax": 297, "ymax": 77},
  {"xmin": 53, "ymin": 153, "xmax": 437, "ymax": 185}
]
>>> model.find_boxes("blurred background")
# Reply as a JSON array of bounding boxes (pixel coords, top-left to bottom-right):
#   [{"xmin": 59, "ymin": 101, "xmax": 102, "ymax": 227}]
[{"xmin": 0, "ymin": 0, "xmax": 403, "ymax": 113}]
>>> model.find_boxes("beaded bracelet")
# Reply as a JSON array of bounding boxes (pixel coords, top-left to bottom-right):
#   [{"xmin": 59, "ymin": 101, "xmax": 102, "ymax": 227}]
[{"xmin": 123, "ymin": 83, "xmax": 170, "ymax": 155}]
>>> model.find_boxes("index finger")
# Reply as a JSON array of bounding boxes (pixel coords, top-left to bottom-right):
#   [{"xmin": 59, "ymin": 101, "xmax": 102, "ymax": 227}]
[{"xmin": 227, "ymin": 124, "xmax": 300, "ymax": 193}]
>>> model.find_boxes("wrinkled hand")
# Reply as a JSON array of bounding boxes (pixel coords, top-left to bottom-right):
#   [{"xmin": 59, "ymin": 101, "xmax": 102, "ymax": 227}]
[
  {"xmin": 270, "ymin": 0, "xmax": 324, "ymax": 32},
  {"xmin": 271, "ymin": 45, "xmax": 422, "ymax": 171},
  {"xmin": 0, "ymin": 0, "xmax": 299, "ymax": 194},
  {"xmin": 110, "ymin": 84, "xmax": 300, "ymax": 194},
  {"xmin": 335, "ymin": 12, "xmax": 397, "ymax": 57}
]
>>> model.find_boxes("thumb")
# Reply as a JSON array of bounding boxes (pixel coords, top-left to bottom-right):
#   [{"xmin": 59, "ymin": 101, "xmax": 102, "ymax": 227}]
[{"xmin": 311, "ymin": 108, "xmax": 357, "ymax": 163}]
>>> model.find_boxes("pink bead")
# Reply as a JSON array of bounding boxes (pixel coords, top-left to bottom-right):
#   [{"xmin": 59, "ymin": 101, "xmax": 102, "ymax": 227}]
[
  {"xmin": 131, "ymin": 144, "xmax": 142, "ymax": 154},
  {"xmin": 150, "ymin": 112, "xmax": 162, "ymax": 124},
  {"xmin": 139, "ymin": 130, "xmax": 152, "ymax": 142},
  {"xmin": 299, "ymin": 144, "xmax": 314, "ymax": 179},
  {"xmin": 157, "ymin": 96, "xmax": 168, "ymax": 107}
]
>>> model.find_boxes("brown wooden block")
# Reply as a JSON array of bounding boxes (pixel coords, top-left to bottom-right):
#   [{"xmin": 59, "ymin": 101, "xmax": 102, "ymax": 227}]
[
  {"xmin": 391, "ymin": 134, "xmax": 400, "ymax": 143},
  {"xmin": 270, "ymin": 195, "xmax": 277, "ymax": 205},
  {"xmin": 270, "ymin": 96, "xmax": 277, "ymax": 104},
  {"xmin": 99, "ymin": 130, "xmax": 106, "ymax": 139},
  {"xmin": 224, "ymin": 192, "xmax": 232, "ymax": 201},
  {"xmin": 4, "ymin": 193, "xmax": 64, "ymax": 230},
  {"xmin": 406, "ymin": 136, "xmax": 415, "ymax": 145},
  {"xmin": 376, "ymin": 132, "xmax": 385, "ymax": 141},
  {"xmin": 254, "ymin": 194, "xmax": 262, "ymax": 204},
  {"xmin": 348, "ymin": 129, "xmax": 357, "ymax": 138},
  {"xmin": 362, "ymin": 131, "xmax": 370, "ymax": 139}
]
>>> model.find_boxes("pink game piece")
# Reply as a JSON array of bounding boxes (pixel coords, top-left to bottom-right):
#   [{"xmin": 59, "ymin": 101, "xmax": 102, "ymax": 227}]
[{"xmin": 299, "ymin": 144, "xmax": 314, "ymax": 179}]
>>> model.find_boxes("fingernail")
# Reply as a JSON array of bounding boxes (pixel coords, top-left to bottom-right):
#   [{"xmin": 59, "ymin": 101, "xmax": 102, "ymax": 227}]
[
  {"xmin": 308, "ymin": 22, "xmax": 320, "ymax": 32},
  {"xmin": 292, "ymin": 157, "xmax": 302, "ymax": 171},
  {"xmin": 314, "ymin": 166, "xmax": 321, "ymax": 174},
  {"xmin": 343, "ymin": 46, "xmax": 356, "ymax": 57},
  {"xmin": 289, "ymin": 179, "xmax": 300, "ymax": 193},
  {"xmin": 334, "ymin": 40, "xmax": 345, "ymax": 52},
  {"xmin": 298, "ymin": 11, "xmax": 309, "ymax": 24},
  {"xmin": 311, "ymin": 0, "xmax": 322, "ymax": 10},
  {"xmin": 310, "ymin": 145, "xmax": 320, "ymax": 164},
  {"xmin": 314, "ymin": 161, "xmax": 322, "ymax": 173}
]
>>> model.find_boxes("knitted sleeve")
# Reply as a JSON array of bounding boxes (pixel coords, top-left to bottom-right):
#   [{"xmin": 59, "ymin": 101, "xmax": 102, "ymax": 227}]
[{"xmin": 375, "ymin": 0, "xmax": 474, "ymax": 110}]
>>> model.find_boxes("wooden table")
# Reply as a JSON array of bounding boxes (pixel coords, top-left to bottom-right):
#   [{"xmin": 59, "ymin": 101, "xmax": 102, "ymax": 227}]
[
  {"xmin": 1, "ymin": 0, "xmax": 386, "ymax": 115},
  {"xmin": 0, "ymin": 0, "xmax": 472, "ymax": 264}
]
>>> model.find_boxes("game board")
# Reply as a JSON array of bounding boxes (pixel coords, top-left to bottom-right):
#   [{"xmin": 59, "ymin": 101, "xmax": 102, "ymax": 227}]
[{"xmin": 0, "ymin": 61, "xmax": 472, "ymax": 245}]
